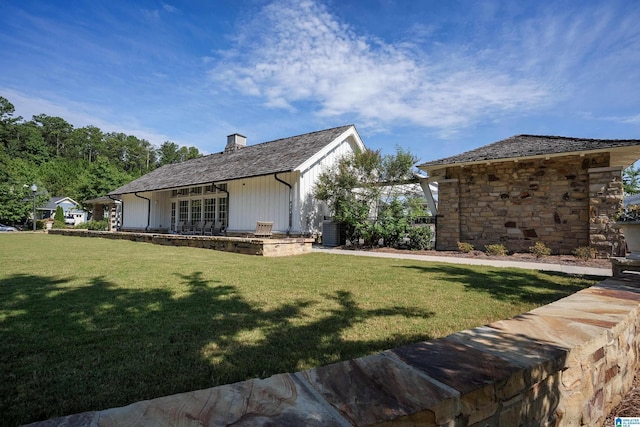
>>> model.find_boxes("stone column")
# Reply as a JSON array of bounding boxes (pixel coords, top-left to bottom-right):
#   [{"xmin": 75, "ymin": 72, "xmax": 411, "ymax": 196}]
[
  {"xmin": 435, "ymin": 178, "xmax": 460, "ymax": 250},
  {"xmin": 109, "ymin": 204, "xmax": 117, "ymax": 232},
  {"xmin": 588, "ymin": 166, "xmax": 624, "ymax": 257}
]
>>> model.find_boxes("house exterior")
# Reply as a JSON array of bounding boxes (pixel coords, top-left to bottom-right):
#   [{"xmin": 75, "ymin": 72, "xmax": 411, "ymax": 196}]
[
  {"xmin": 418, "ymin": 135, "xmax": 640, "ymax": 257},
  {"xmin": 107, "ymin": 125, "xmax": 365, "ymax": 236},
  {"xmin": 38, "ymin": 197, "xmax": 87, "ymax": 225}
]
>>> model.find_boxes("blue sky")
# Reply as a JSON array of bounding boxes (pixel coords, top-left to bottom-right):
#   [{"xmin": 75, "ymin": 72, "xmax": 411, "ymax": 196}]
[{"xmin": 1, "ymin": 0, "xmax": 639, "ymax": 164}]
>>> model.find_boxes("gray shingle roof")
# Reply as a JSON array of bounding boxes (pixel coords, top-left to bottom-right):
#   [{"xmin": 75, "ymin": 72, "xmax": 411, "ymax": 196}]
[
  {"xmin": 109, "ymin": 125, "xmax": 354, "ymax": 195},
  {"xmin": 418, "ymin": 135, "xmax": 640, "ymax": 169}
]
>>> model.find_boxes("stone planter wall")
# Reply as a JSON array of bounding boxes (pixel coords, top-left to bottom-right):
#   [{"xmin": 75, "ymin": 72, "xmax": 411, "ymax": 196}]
[
  {"xmin": 31, "ymin": 274, "xmax": 640, "ymax": 426},
  {"xmin": 433, "ymin": 154, "xmax": 623, "ymax": 256},
  {"xmin": 47, "ymin": 229, "xmax": 314, "ymax": 257}
]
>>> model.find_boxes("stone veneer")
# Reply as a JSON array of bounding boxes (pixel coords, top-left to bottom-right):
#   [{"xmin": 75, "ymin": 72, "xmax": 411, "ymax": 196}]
[
  {"xmin": 432, "ymin": 154, "xmax": 624, "ymax": 257},
  {"xmin": 47, "ymin": 229, "xmax": 314, "ymax": 257},
  {"xmin": 28, "ymin": 273, "xmax": 640, "ymax": 426}
]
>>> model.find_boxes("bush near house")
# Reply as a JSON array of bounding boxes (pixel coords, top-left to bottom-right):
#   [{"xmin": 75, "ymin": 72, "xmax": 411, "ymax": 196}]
[
  {"xmin": 52, "ymin": 206, "xmax": 66, "ymax": 229},
  {"xmin": 485, "ymin": 244, "xmax": 508, "ymax": 256},
  {"xmin": 529, "ymin": 241, "xmax": 552, "ymax": 258},
  {"xmin": 74, "ymin": 219, "xmax": 108, "ymax": 231},
  {"xmin": 573, "ymin": 246, "xmax": 596, "ymax": 260},
  {"xmin": 313, "ymin": 147, "xmax": 431, "ymax": 250},
  {"xmin": 457, "ymin": 241, "xmax": 474, "ymax": 253}
]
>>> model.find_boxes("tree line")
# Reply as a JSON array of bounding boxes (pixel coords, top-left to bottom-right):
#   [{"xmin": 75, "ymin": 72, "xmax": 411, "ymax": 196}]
[{"xmin": 0, "ymin": 96, "xmax": 202, "ymax": 224}]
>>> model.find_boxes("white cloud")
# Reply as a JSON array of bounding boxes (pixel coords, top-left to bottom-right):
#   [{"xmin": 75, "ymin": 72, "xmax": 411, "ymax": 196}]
[
  {"xmin": 210, "ymin": 0, "xmax": 552, "ymax": 134},
  {"xmin": 209, "ymin": 0, "xmax": 640, "ymax": 137}
]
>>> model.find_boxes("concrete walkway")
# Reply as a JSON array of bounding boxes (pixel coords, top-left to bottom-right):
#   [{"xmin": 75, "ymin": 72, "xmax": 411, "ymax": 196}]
[{"xmin": 312, "ymin": 247, "xmax": 612, "ymax": 277}]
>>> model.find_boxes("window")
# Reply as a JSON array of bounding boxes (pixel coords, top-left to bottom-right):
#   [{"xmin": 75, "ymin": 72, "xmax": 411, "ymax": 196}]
[
  {"xmin": 190, "ymin": 186, "xmax": 202, "ymax": 195},
  {"xmin": 218, "ymin": 197, "xmax": 227, "ymax": 227},
  {"xmin": 170, "ymin": 202, "xmax": 176, "ymax": 231},
  {"xmin": 204, "ymin": 198, "xmax": 216, "ymax": 222},
  {"xmin": 178, "ymin": 200, "xmax": 189, "ymax": 222},
  {"xmin": 217, "ymin": 183, "xmax": 228, "ymax": 192},
  {"xmin": 191, "ymin": 199, "xmax": 202, "ymax": 222},
  {"xmin": 204, "ymin": 184, "xmax": 215, "ymax": 193}
]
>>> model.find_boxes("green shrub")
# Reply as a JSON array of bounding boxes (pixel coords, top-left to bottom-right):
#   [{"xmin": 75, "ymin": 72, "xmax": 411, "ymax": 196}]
[
  {"xmin": 529, "ymin": 241, "xmax": 551, "ymax": 258},
  {"xmin": 54, "ymin": 206, "xmax": 65, "ymax": 223},
  {"xmin": 457, "ymin": 241, "xmax": 474, "ymax": 253},
  {"xmin": 485, "ymin": 244, "xmax": 508, "ymax": 256},
  {"xmin": 407, "ymin": 226, "xmax": 433, "ymax": 250},
  {"xmin": 83, "ymin": 219, "xmax": 109, "ymax": 231},
  {"xmin": 573, "ymin": 246, "xmax": 595, "ymax": 261},
  {"xmin": 35, "ymin": 220, "xmax": 46, "ymax": 230}
]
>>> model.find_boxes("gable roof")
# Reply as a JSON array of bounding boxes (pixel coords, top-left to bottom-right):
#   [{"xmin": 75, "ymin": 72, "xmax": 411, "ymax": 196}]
[
  {"xmin": 418, "ymin": 135, "xmax": 640, "ymax": 172},
  {"xmin": 109, "ymin": 125, "xmax": 358, "ymax": 196},
  {"xmin": 40, "ymin": 197, "xmax": 79, "ymax": 211}
]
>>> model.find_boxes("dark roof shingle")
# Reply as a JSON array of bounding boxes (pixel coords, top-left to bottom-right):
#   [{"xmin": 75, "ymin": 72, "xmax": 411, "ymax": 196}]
[
  {"xmin": 109, "ymin": 125, "xmax": 353, "ymax": 195},
  {"xmin": 418, "ymin": 135, "xmax": 640, "ymax": 169}
]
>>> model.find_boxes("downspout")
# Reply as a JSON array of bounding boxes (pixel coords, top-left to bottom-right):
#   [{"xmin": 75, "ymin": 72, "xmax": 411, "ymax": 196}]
[
  {"xmin": 212, "ymin": 182, "xmax": 229, "ymax": 231},
  {"xmin": 134, "ymin": 192, "xmax": 151, "ymax": 232},
  {"xmin": 274, "ymin": 173, "xmax": 292, "ymax": 236}
]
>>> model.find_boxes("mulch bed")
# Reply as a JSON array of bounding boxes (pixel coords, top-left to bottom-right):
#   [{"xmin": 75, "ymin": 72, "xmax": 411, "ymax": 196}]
[
  {"xmin": 605, "ymin": 370, "xmax": 640, "ymax": 424},
  {"xmin": 361, "ymin": 246, "xmax": 613, "ymax": 269}
]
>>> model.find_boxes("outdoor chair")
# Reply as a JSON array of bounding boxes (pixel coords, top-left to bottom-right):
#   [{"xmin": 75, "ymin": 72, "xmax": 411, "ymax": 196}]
[
  {"xmin": 176, "ymin": 221, "xmax": 186, "ymax": 234},
  {"xmin": 194, "ymin": 220, "xmax": 206, "ymax": 235},
  {"xmin": 181, "ymin": 221, "xmax": 193, "ymax": 234},
  {"xmin": 254, "ymin": 221, "xmax": 273, "ymax": 238},
  {"xmin": 202, "ymin": 221, "xmax": 214, "ymax": 236}
]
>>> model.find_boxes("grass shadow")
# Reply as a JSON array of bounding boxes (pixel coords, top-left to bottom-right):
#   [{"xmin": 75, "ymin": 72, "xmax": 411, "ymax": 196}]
[
  {"xmin": 402, "ymin": 264, "xmax": 593, "ymax": 305},
  {"xmin": 0, "ymin": 272, "xmax": 434, "ymax": 426}
]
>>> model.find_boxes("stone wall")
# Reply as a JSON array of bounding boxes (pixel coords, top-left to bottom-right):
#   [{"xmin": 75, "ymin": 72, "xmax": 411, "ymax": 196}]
[
  {"xmin": 32, "ymin": 274, "xmax": 640, "ymax": 426},
  {"xmin": 589, "ymin": 166, "xmax": 625, "ymax": 257},
  {"xmin": 434, "ymin": 154, "xmax": 623, "ymax": 256},
  {"xmin": 47, "ymin": 229, "xmax": 314, "ymax": 257}
]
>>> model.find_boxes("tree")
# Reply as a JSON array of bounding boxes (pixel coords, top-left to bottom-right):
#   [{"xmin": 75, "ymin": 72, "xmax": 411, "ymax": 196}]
[
  {"xmin": 313, "ymin": 146, "xmax": 421, "ymax": 247},
  {"xmin": 32, "ymin": 114, "xmax": 73, "ymax": 158},
  {"xmin": 157, "ymin": 141, "xmax": 200, "ymax": 166},
  {"xmin": 0, "ymin": 96, "xmax": 22, "ymax": 150},
  {"xmin": 624, "ymin": 165, "xmax": 640, "ymax": 195},
  {"xmin": 0, "ymin": 152, "xmax": 47, "ymax": 224},
  {"xmin": 54, "ymin": 205, "xmax": 65, "ymax": 227}
]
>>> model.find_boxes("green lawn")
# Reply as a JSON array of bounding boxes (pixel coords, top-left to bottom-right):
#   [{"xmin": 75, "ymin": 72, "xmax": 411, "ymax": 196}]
[{"xmin": 0, "ymin": 234, "xmax": 597, "ymax": 426}]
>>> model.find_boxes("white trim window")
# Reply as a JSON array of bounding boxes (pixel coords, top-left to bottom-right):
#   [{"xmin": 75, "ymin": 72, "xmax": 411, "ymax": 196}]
[{"xmin": 191, "ymin": 199, "xmax": 202, "ymax": 223}]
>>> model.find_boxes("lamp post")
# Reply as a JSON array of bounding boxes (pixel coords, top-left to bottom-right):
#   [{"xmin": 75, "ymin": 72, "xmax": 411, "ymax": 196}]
[{"xmin": 31, "ymin": 184, "xmax": 37, "ymax": 231}]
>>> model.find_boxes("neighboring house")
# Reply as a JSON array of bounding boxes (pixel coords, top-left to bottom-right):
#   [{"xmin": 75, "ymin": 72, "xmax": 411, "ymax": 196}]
[
  {"xmin": 107, "ymin": 125, "xmax": 365, "ymax": 236},
  {"xmin": 38, "ymin": 197, "xmax": 87, "ymax": 225},
  {"xmin": 418, "ymin": 135, "xmax": 640, "ymax": 256}
]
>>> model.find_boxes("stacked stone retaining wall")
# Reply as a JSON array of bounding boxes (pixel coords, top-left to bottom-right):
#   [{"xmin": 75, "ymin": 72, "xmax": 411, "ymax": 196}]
[
  {"xmin": 30, "ymin": 273, "xmax": 640, "ymax": 426},
  {"xmin": 47, "ymin": 229, "xmax": 314, "ymax": 257}
]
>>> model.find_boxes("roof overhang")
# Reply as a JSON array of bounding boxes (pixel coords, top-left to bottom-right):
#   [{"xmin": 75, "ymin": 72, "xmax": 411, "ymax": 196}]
[
  {"xmin": 420, "ymin": 145, "xmax": 640, "ymax": 177},
  {"xmin": 296, "ymin": 125, "xmax": 365, "ymax": 174},
  {"xmin": 109, "ymin": 169, "xmax": 297, "ymax": 197}
]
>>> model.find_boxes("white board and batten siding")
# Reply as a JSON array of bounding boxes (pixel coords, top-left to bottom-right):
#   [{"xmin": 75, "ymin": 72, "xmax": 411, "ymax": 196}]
[
  {"xmin": 227, "ymin": 172, "xmax": 294, "ymax": 233},
  {"xmin": 121, "ymin": 191, "xmax": 171, "ymax": 230},
  {"xmin": 296, "ymin": 129, "xmax": 365, "ymax": 233},
  {"xmin": 121, "ymin": 193, "xmax": 149, "ymax": 230}
]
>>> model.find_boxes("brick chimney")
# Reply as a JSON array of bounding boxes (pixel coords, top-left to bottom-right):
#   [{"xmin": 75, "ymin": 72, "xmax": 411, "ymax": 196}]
[{"xmin": 225, "ymin": 133, "xmax": 247, "ymax": 153}]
